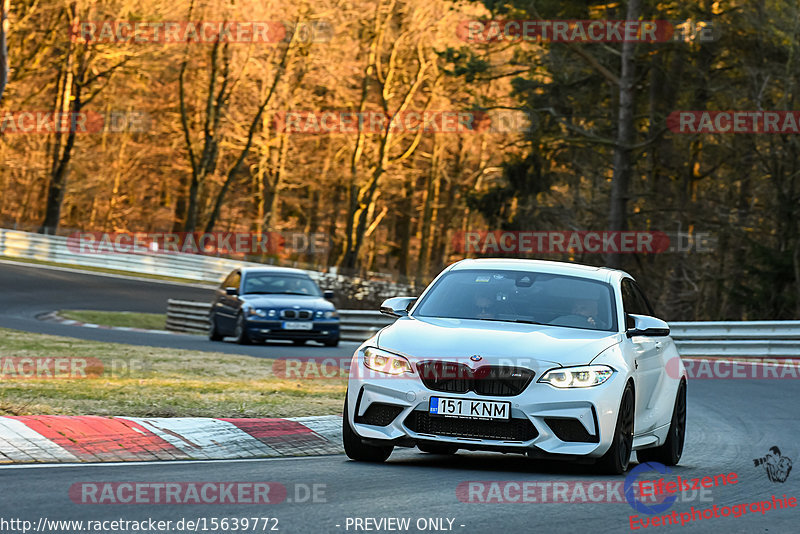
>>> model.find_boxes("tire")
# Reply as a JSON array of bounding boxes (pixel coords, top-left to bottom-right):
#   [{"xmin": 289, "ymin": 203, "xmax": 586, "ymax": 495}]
[
  {"xmin": 233, "ymin": 313, "xmax": 252, "ymax": 345},
  {"xmin": 342, "ymin": 394, "xmax": 393, "ymax": 463},
  {"xmin": 418, "ymin": 443, "xmax": 458, "ymax": 455},
  {"xmin": 208, "ymin": 314, "xmax": 223, "ymax": 341},
  {"xmin": 292, "ymin": 340, "xmax": 307, "ymax": 346},
  {"xmin": 637, "ymin": 379, "xmax": 686, "ymax": 466},
  {"xmin": 596, "ymin": 382, "xmax": 635, "ymax": 475},
  {"xmin": 323, "ymin": 337, "xmax": 340, "ymax": 347}
]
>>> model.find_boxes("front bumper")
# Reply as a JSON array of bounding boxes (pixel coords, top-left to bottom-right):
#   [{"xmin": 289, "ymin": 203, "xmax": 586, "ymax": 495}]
[
  {"xmin": 245, "ymin": 319, "xmax": 340, "ymax": 341},
  {"xmin": 346, "ymin": 359, "xmax": 627, "ymax": 458}
]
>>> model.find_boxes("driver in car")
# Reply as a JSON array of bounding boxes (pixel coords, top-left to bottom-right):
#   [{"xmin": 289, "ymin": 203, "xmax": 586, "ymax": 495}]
[{"xmin": 572, "ymin": 299, "xmax": 598, "ymax": 327}]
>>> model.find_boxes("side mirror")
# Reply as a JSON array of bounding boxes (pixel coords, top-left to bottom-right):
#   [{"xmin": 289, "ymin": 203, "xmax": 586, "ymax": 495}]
[
  {"xmin": 323, "ymin": 290, "xmax": 335, "ymax": 300},
  {"xmin": 225, "ymin": 287, "xmax": 239, "ymax": 296},
  {"xmin": 380, "ymin": 297, "xmax": 417, "ymax": 318},
  {"xmin": 626, "ymin": 314, "xmax": 670, "ymax": 337}
]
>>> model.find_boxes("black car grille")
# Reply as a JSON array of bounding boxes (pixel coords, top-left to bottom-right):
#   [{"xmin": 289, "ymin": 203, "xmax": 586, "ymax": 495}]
[
  {"xmin": 281, "ymin": 309, "xmax": 312, "ymax": 319},
  {"xmin": 545, "ymin": 417, "xmax": 599, "ymax": 443},
  {"xmin": 354, "ymin": 403, "xmax": 404, "ymax": 427},
  {"xmin": 404, "ymin": 411, "xmax": 538, "ymax": 441},
  {"xmin": 416, "ymin": 361, "xmax": 534, "ymax": 397}
]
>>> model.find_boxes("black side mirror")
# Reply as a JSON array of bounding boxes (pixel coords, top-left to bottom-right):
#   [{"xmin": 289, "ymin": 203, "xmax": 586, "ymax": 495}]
[
  {"xmin": 323, "ymin": 290, "xmax": 335, "ymax": 300},
  {"xmin": 225, "ymin": 287, "xmax": 238, "ymax": 296}
]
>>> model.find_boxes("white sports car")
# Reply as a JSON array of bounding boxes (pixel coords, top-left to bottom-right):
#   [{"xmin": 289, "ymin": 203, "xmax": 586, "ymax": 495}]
[{"xmin": 343, "ymin": 259, "xmax": 687, "ymax": 474}]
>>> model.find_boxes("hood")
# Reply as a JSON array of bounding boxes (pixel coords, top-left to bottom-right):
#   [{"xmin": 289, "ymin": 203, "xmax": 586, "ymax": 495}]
[
  {"xmin": 377, "ymin": 316, "xmax": 621, "ymax": 367},
  {"xmin": 240, "ymin": 294, "xmax": 334, "ymax": 311}
]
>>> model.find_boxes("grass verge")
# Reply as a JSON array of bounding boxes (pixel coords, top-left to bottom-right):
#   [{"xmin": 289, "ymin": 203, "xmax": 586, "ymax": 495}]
[
  {"xmin": 59, "ymin": 310, "xmax": 168, "ymax": 331},
  {"xmin": 0, "ymin": 328, "xmax": 345, "ymax": 418}
]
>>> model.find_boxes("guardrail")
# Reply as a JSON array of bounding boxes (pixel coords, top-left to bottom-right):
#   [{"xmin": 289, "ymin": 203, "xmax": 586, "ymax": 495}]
[
  {"xmin": 0, "ymin": 228, "xmax": 417, "ymax": 306},
  {"xmin": 0, "ymin": 228, "xmax": 254, "ymax": 284},
  {"xmin": 165, "ymin": 302, "xmax": 800, "ymax": 356}
]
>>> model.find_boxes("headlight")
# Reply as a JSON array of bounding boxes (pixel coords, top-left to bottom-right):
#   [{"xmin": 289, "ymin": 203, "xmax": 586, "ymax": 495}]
[
  {"xmin": 247, "ymin": 308, "xmax": 268, "ymax": 318},
  {"xmin": 538, "ymin": 365, "xmax": 614, "ymax": 388},
  {"xmin": 363, "ymin": 347, "xmax": 413, "ymax": 375},
  {"xmin": 324, "ymin": 310, "xmax": 338, "ymax": 319}
]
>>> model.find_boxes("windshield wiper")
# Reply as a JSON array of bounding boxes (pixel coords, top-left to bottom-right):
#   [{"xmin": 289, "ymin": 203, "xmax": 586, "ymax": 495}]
[
  {"xmin": 473, "ymin": 318, "xmax": 547, "ymax": 326},
  {"xmin": 512, "ymin": 319, "xmax": 547, "ymax": 326}
]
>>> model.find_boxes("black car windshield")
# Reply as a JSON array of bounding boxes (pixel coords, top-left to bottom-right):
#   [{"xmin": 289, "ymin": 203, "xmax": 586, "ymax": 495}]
[
  {"xmin": 242, "ymin": 273, "xmax": 322, "ymax": 297},
  {"xmin": 413, "ymin": 269, "xmax": 617, "ymax": 332}
]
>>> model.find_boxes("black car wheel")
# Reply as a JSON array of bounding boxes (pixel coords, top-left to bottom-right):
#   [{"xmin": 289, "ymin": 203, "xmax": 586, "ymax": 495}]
[
  {"xmin": 233, "ymin": 313, "xmax": 252, "ymax": 345},
  {"xmin": 637, "ymin": 379, "xmax": 686, "ymax": 466},
  {"xmin": 323, "ymin": 337, "xmax": 340, "ymax": 347},
  {"xmin": 596, "ymin": 382, "xmax": 635, "ymax": 474},
  {"xmin": 293, "ymin": 340, "xmax": 307, "ymax": 346},
  {"xmin": 208, "ymin": 314, "xmax": 223, "ymax": 341}
]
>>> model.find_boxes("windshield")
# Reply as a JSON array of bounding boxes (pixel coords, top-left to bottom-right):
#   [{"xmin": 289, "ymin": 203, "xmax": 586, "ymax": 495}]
[
  {"xmin": 413, "ymin": 269, "xmax": 617, "ymax": 332},
  {"xmin": 241, "ymin": 273, "xmax": 322, "ymax": 297}
]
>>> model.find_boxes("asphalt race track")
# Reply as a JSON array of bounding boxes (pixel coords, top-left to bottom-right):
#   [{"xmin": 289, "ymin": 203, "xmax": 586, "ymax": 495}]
[
  {"xmin": 0, "ymin": 261, "xmax": 359, "ymax": 358},
  {"xmin": 1, "ymin": 260, "xmax": 799, "ymax": 532},
  {"xmin": 1, "ymin": 379, "xmax": 798, "ymax": 533}
]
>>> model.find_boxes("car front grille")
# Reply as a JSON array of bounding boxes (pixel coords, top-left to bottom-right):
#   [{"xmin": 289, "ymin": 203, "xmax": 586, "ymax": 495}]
[
  {"xmin": 416, "ymin": 361, "xmax": 534, "ymax": 397},
  {"xmin": 404, "ymin": 411, "xmax": 538, "ymax": 441},
  {"xmin": 281, "ymin": 309, "xmax": 312, "ymax": 319}
]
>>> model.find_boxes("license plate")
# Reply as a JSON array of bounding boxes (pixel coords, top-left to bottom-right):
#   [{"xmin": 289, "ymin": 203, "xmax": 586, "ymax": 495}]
[
  {"xmin": 429, "ymin": 397, "xmax": 510, "ymax": 420},
  {"xmin": 282, "ymin": 321, "xmax": 313, "ymax": 330}
]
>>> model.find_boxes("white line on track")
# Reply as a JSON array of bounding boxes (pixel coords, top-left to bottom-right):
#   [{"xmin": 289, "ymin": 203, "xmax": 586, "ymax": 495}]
[{"xmin": 0, "ymin": 454, "xmax": 345, "ymax": 470}]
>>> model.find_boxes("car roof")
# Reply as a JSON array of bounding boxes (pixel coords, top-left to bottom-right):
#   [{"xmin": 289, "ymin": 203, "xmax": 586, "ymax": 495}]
[
  {"xmin": 239, "ymin": 266, "xmax": 311, "ymax": 277},
  {"xmin": 447, "ymin": 258, "xmax": 631, "ymax": 284}
]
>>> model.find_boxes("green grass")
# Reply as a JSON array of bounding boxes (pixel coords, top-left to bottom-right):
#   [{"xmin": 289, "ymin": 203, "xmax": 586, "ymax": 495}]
[
  {"xmin": 0, "ymin": 255, "xmax": 216, "ymax": 286},
  {"xmin": 59, "ymin": 310, "xmax": 168, "ymax": 331},
  {"xmin": 0, "ymin": 328, "xmax": 345, "ymax": 417}
]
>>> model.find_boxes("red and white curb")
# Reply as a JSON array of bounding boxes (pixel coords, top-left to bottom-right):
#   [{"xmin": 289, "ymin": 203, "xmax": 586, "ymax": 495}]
[{"xmin": 0, "ymin": 415, "xmax": 342, "ymax": 464}]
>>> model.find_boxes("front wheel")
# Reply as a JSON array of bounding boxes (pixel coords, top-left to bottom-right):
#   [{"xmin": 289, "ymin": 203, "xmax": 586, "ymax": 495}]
[
  {"xmin": 208, "ymin": 314, "xmax": 223, "ymax": 341},
  {"xmin": 596, "ymin": 382, "xmax": 635, "ymax": 475},
  {"xmin": 323, "ymin": 337, "xmax": 340, "ymax": 347},
  {"xmin": 233, "ymin": 313, "xmax": 251, "ymax": 345},
  {"xmin": 342, "ymin": 394, "xmax": 393, "ymax": 463},
  {"xmin": 637, "ymin": 380, "xmax": 686, "ymax": 466}
]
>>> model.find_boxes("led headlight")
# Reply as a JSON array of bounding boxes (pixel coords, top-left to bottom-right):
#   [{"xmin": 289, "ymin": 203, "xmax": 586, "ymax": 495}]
[
  {"xmin": 363, "ymin": 347, "xmax": 413, "ymax": 375},
  {"xmin": 538, "ymin": 365, "xmax": 614, "ymax": 388}
]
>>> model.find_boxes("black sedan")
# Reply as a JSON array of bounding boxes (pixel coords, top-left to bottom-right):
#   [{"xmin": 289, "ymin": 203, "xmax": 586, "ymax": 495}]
[{"xmin": 208, "ymin": 267, "xmax": 340, "ymax": 346}]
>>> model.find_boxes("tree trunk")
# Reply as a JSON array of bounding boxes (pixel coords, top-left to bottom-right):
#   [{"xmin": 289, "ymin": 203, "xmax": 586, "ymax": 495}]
[
  {"xmin": 606, "ymin": 0, "xmax": 640, "ymax": 268},
  {"xmin": 0, "ymin": 0, "xmax": 9, "ymax": 105}
]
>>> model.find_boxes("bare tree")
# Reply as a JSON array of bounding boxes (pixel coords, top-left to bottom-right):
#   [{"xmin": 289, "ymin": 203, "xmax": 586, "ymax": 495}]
[
  {"xmin": 606, "ymin": 0, "xmax": 641, "ymax": 268},
  {"xmin": 0, "ymin": 0, "xmax": 9, "ymax": 104}
]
